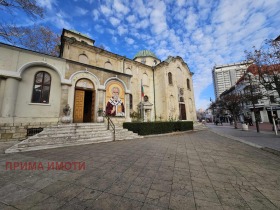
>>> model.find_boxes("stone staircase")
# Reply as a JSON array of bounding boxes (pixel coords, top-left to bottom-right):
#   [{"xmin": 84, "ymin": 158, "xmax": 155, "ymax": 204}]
[{"xmin": 5, "ymin": 123, "xmax": 142, "ymax": 153}]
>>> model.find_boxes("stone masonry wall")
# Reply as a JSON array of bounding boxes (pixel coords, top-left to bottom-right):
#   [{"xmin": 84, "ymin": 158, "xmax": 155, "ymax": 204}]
[{"xmin": 0, "ymin": 122, "xmax": 59, "ymax": 142}]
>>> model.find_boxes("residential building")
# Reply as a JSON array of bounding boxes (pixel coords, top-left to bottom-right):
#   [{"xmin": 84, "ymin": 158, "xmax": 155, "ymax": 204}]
[{"xmin": 212, "ymin": 61, "xmax": 252, "ymax": 99}]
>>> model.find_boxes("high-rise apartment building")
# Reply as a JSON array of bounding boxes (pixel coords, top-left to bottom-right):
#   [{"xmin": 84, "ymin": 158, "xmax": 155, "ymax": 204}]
[{"xmin": 212, "ymin": 61, "xmax": 252, "ymax": 99}]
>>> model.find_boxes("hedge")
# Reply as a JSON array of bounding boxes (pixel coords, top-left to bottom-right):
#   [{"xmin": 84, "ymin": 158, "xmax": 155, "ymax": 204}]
[{"xmin": 123, "ymin": 121, "xmax": 193, "ymax": 135}]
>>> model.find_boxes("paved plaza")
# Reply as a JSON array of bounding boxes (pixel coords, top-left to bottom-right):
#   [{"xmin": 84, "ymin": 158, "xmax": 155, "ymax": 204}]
[{"xmin": 1, "ymin": 129, "xmax": 280, "ymax": 210}]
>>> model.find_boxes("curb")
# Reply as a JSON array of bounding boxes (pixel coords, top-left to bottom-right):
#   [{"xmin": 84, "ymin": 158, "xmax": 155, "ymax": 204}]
[
  {"xmin": 208, "ymin": 127, "xmax": 263, "ymax": 149},
  {"xmin": 208, "ymin": 127, "xmax": 280, "ymax": 157}
]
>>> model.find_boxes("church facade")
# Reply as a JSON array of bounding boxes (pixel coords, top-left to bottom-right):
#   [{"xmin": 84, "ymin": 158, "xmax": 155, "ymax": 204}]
[{"xmin": 0, "ymin": 29, "xmax": 196, "ymax": 141}]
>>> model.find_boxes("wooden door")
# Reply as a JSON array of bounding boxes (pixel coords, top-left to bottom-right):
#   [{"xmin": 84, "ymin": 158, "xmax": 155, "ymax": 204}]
[
  {"xmin": 74, "ymin": 90, "xmax": 85, "ymax": 123},
  {"xmin": 91, "ymin": 91, "xmax": 95, "ymax": 121},
  {"xmin": 179, "ymin": 104, "xmax": 187, "ymax": 120}
]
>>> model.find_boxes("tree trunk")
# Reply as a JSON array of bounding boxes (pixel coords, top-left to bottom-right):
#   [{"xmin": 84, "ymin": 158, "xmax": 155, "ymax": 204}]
[{"xmin": 233, "ymin": 115, "xmax": 238, "ymax": 129}]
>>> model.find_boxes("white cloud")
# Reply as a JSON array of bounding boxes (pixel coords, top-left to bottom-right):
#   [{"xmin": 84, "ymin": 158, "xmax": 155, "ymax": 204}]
[
  {"xmin": 75, "ymin": 7, "xmax": 88, "ymax": 16},
  {"xmin": 125, "ymin": 37, "xmax": 134, "ymax": 45},
  {"xmin": 92, "ymin": 9, "xmax": 100, "ymax": 21},
  {"xmin": 135, "ymin": 19, "xmax": 149, "ymax": 29},
  {"xmin": 94, "ymin": 24, "xmax": 105, "ymax": 33},
  {"xmin": 131, "ymin": 0, "xmax": 151, "ymax": 18},
  {"xmin": 150, "ymin": 1, "xmax": 168, "ymax": 34},
  {"xmin": 37, "ymin": 0, "xmax": 56, "ymax": 10},
  {"xmin": 113, "ymin": 0, "xmax": 130, "ymax": 15},
  {"xmin": 176, "ymin": 0, "xmax": 186, "ymax": 7},
  {"xmin": 109, "ymin": 17, "xmax": 121, "ymax": 26},
  {"xmin": 52, "ymin": 12, "xmax": 72, "ymax": 29},
  {"xmin": 184, "ymin": 10, "xmax": 198, "ymax": 32},
  {"xmin": 117, "ymin": 25, "xmax": 128, "ymax": 35},
  {"xmin": 100, "ymin": 5, "xmax": 112, "ymax": 17},
  {"xmin": 127, "ymin": 15, "xmax": 137, "ymax": 23}
]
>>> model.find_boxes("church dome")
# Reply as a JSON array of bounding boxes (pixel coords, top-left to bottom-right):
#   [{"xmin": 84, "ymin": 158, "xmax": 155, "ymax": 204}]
[{"xmin": 133, "ymin": 50, "xmax": 157, "ymax": 59}]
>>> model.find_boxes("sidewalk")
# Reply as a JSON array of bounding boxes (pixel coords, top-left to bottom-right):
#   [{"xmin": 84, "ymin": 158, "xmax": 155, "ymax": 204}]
[{"xmin": 206, "ymin": 122, "xmax": 280, "ymax": 154}]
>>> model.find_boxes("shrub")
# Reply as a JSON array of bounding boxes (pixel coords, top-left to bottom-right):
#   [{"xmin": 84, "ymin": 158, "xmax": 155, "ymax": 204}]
[{"xmin": 123, "ymin": 121, "xmax": 193, "ymax": 135}]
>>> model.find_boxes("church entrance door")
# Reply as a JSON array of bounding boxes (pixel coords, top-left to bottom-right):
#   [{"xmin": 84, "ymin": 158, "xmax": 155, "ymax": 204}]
[{"xmin": 73, "ymin": 79, "xmax": 95, "ymax": 123}]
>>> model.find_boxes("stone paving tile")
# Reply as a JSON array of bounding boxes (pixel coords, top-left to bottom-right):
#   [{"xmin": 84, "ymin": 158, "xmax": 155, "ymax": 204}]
[
  {"xmin": 10, "ymin": 191, "xmax": 49, "ymax": 210},
  {"xmin": 64, "ymin": 188, "xmax": 102, "ymax": 208},
  {"xmin": 28, "ymin": 196, "xmax": 66, "ymax": 210},
  {"xmin": 115, "ymin": 197, "xmax": 144, "ymax": 210},
  {"xmin": 145, "ymin": 189, "xmax": 170, "ymax": 208},
  {"xmin": 0, "ymin": 203, "xmax": 18, "ymax": 210},
  {"xmin": 169, "ymin": 193, "xmax": 196, "ymax": 210},
  {"xmin": 1, "ymin": 130, "xmax": 280, "ymax": 209},
  {"xmin": 124, "ymin": 184, "xmax": 150, "ymax": 202},
  {"xmin": 0, "ymin": 183, "xmax": 36, "ymax": 204},
  {"xmin": 141, "ymin": 203, "xmax": 168, "ymax": 210},
  {"xmin": 105, "ymin": 180, "xmax": 131, "ymax": 196},
  {"xmin": 52, "ymin": 183, "xmax": 85, "ymax": 201},
  {"xmin": 39, "ymin": 180, "xmax": 70, "ymax": 196},
  {"xmin": 87, "ymin": 192, "xmax": 122, "ymax": 209},
  {"xmin": 195, "ymin": 199, "xmax": 223, "ymax": 210}
]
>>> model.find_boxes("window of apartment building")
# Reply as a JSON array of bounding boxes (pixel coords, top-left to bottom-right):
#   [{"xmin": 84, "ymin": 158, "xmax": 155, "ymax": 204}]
[
  {"xmin": 168, "ymin": 72, "xmax": 173, "ymax": 85},
  {"xmin": 31, "ymin": 71, "xmax": 51, "ymax": 103},
  {"xmin": 270, "ymin": 95, "xmax": 276, "ymax": 103}
]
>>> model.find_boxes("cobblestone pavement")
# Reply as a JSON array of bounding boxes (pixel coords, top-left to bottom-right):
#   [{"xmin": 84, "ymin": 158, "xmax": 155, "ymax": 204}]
[{"xmin": 1, "ymin": 130, "xmax": 280, "ymax": 210}]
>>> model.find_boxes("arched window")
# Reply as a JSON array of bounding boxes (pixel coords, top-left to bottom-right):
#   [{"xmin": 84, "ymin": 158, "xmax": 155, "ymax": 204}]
[
  {"xmin": 143, "ymin": 73, "xmax": 149, "ymax": 86},
  {"xmin": 31, "ymin": 71, "xmax": 51, "ymax": 103},
  {"xmin": 168, "ymin": 72, "xmax": 173, "ymax": 85},
  {"xmin": 129, "ymin": 94, "xmax": 133, "ymax": 109},
  {"xmin": 187, "ymin": 78, "xmax": 190, "ymax": 90},
  {"xmin": 104, "ymin": 61, "xmax": 113, "ymax": 70},
  {"xmin": 78, "ymin": 54, "xmax": 89, "ymax": 64}
]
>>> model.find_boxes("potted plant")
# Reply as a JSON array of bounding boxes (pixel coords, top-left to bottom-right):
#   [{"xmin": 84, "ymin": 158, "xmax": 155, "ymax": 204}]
[{"xmin": 97, "ymin": 108, "xmax": 104, "ymax": 123}]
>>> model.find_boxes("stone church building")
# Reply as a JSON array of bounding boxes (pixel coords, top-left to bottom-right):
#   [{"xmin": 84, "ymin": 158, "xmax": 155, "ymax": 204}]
[{"xmin": 0, "ymin": 29, "xmax": 196, "ymax": 141}]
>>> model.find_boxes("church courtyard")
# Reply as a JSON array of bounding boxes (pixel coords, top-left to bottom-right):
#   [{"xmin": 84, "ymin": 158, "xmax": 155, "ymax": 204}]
[{"xmin": 0, "ymin": 130, "xmax": 280, "ymax": 209}]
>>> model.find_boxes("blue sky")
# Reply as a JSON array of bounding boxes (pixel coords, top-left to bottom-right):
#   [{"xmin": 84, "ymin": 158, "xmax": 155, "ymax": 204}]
[{"xmin": 3, "ymin": 0, "xmax": 280, "ymax": 110}]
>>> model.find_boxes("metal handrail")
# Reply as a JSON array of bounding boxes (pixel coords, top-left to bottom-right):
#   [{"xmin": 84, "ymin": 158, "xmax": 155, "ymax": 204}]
[{"xmin": 104, "ymin": 114, "xmax": 115, "ymax": 141}]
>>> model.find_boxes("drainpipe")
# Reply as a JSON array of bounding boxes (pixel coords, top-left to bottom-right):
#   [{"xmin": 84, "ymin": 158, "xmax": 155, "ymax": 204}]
[{"xmin": 153, "ymin": 66, "xmax": 156, "ymax": 120}]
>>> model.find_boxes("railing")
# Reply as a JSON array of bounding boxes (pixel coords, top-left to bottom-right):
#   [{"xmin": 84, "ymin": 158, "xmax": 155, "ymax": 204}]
[{"xmin": 104, "ymin": 114, "xmax": 115, "ymax": 141}]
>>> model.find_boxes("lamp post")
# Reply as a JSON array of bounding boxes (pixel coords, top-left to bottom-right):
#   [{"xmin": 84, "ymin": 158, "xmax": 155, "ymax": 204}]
[{"xmin": 246, "ymin": 72, "xmax": 260, "ymax": 132}]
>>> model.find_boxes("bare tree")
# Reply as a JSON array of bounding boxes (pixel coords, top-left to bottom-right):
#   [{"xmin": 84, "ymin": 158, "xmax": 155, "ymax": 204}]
[
  {"xmin": 9, "ymin": 25, "xmax": 60, "ymax": 56},
  {"xmin": 245, "ymin": 39, "xmax": 280, "ymax": 98},
  {"xmin": 0, "ymin": 1, "xmax": 60, "ymax": 56},
  {"xmin": 0, "ymin": 0, "xmax": 43, "ymax": 18},
  {"xmin": 218, "ymin": 93, "xmax": 244, "ymax": 129}
]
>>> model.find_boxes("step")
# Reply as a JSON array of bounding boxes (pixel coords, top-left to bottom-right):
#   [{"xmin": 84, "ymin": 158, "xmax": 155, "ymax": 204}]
[
  {"xmin": 32, "ymin": 130, "xmax": 111, "ymax": 139},
  {"xmin": 18, "ymin": 135, "xmax": 113, "ymax": 148},
  {"xmin": 5, "ymin": 122, "xmax": 143, "ymax": 153}
]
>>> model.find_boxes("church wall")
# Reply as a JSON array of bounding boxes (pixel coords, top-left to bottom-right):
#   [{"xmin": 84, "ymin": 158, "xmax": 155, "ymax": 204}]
[
  {"xmin": 14, "ymin": 66, "xmax": 62, "ymax": 120},
  {"xmin": 134, "ymin": 56, "xmax": 160, "ymax": 67},
  {"xmin": 129, "ymin": 63, "xmax": 155, "ymax": 120},
  {"xmin": 0, "ymin": 44, "xmax": 66, "ymax": 141},
  {"xmin": 154, "ymin": 66, "xmax": 168, "ymax": 121},
  {"xmin": 62, "ymin": 41, "xmax": 125, "ymax": 74},
  {"xmin": 156, "ymin": 58, "xmax": 197, "ymax": 121}
]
